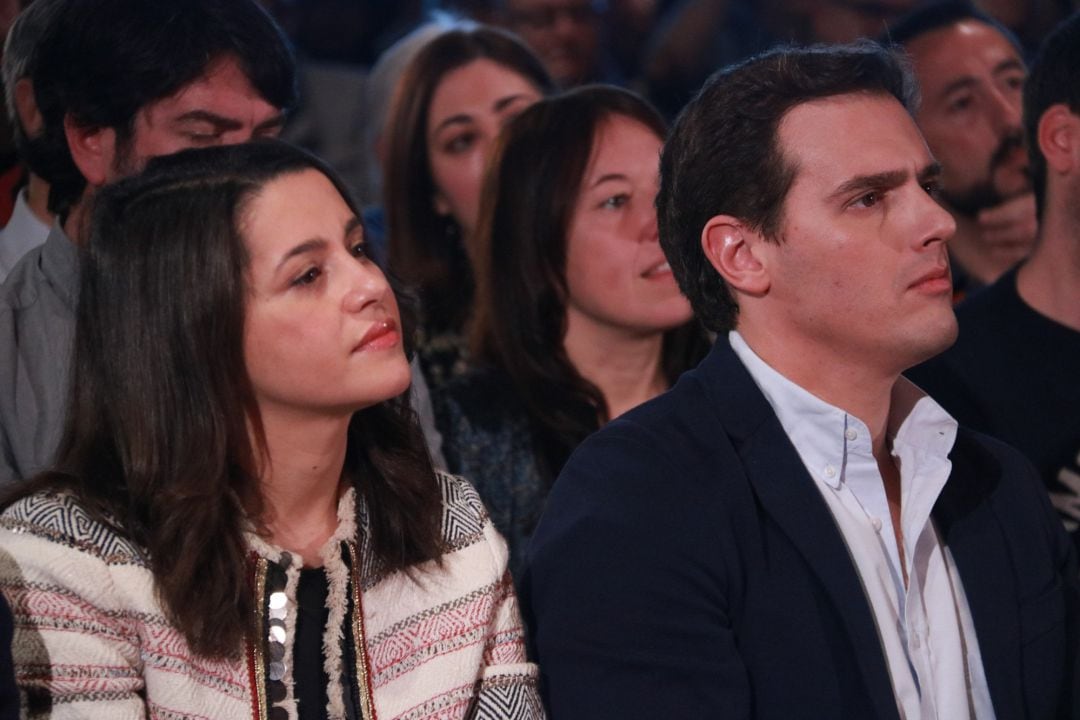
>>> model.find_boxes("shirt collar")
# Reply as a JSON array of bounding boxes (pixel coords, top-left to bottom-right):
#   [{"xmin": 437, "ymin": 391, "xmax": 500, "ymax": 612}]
[{"xmin": 728, "ymin": 330, "xmax": 958, "ymax": 490}]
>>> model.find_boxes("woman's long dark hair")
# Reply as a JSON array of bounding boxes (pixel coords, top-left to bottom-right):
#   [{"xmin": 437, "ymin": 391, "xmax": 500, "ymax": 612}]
[
  {"xmin": 470, "ymin": 86, "xmax": 710, "ymax": 483},
  {"xmin": 2, "ymin": 140, "xmax": 444, "ymax": 659},
  {"xmin": 383, "ymin": 24, "xmax": 553, "ymax": 337}
]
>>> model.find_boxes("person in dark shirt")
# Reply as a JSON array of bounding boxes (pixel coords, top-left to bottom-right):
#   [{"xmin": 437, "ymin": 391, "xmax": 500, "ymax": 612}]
[{"xmin": 909, "ymin": 10, "xmax": 1080, "ymax": 554}]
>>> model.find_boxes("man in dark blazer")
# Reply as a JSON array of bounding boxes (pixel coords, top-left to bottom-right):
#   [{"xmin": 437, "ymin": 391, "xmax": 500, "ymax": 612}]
[{"xmin": 523, "ymin": 42, "xmax": 1079, "ymax": 719}]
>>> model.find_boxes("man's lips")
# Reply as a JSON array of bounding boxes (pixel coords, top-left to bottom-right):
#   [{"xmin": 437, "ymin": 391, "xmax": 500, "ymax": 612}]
[
  {"xmin": 909, "ymin": 266, "xmax": 951, "ymax": 294},
  {"xmin": 353, "ymin": 319, "xmax": 399, "ymax": 352}
]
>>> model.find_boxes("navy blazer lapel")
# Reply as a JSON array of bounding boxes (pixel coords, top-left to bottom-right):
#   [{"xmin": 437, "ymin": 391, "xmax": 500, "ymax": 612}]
[
  {"xmin": 697, "ymin": 340, "xmax": 900, "ymax": 720},
  {"xmin": 933, "ymin": 434, "xmax": 1023, "ymax": 719}
]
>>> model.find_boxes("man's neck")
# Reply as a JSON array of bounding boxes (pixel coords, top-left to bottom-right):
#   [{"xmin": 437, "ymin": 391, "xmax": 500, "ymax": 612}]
[
  {"xmin": 61, "ymin": 198, "xmax": 89, "ymax": 245},
  {"xmin": 736, "ymin": 326, "xmax": 897, "ymax": 453},
  {"xmin": 24, "ymin": 174, "xmax": 53, "ymax": 226},
  {"xmin": 1017, "ymin": 209, "xmax": 1080, "ymax": 331}
]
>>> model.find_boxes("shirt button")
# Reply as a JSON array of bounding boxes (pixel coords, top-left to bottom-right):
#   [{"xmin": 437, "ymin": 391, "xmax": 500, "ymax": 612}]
[
  {"xmin": 824, "ymin": 465, "xmax": 836, "ymax": 479},
  {"xmin": 845, "ymin": 428, "xmax": 857, "ymax": 441},
  {"xmin": 871, "ymin": 517, "xmax": 883, "ymax": 533}
]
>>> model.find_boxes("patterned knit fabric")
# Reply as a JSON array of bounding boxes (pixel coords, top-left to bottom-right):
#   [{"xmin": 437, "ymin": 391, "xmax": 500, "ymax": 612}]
[{"xmin": 0, "ymin": 474, "xmax": 543, "ymax": 720}]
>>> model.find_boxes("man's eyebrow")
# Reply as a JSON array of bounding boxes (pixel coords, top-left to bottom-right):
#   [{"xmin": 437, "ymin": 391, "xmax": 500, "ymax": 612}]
[
  {"xmin": 917, "ymin": 161, "xmax": 943, "ymax": 184},
  {"xmin": 255, "ymin": 112, "xmax": 287, "ymax": 133},
  {"xmin": 829, "ymin": 169, "xmax": 908, "ymax": 200},
  {"xmin": 992, "ymin": 57, "xmax": 1026, "ymax": 77},
  {"xmin": 939, "ymin": 76, "xmax": 977, "ymax": 99},
  {"xmin": 173, "ymin": 110, "xmax": 244, "ymax": 131},
  {"xmin": 275, "ymin": 238, "xmax": 328, "ymax": 272},
  {"xmin": 828, "ymin": 162, "xmax": 941, "ymax": 201},
  {"xmin": 172, "ymin": 110, "xmax": 287, "ymax": 134}
]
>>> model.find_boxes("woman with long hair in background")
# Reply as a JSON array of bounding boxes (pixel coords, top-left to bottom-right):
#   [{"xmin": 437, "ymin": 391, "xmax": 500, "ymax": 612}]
[
  {"xmin": 436, "ymin": 86, "xmax": 710, "ymax": 580},
  {"xmin": 383, "ymin": 25, "xmax": 554, "ymax": 389}
]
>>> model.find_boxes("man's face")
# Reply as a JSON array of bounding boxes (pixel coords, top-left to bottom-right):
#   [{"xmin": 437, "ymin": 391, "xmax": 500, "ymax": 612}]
[
  {"xmin": 505, "ymin": 0, "xmax": 600, "ymax": 87},
  {"xmin": 754, "ymin": 93, "xmax": 958, "ymax": 374},
  {"xmin": 109, "ymin": 55, "xmax": 284, "ymax": 179},
  {"xmin": 906, "ymin": 20, "xmax": 1028, "ymax": 216}
]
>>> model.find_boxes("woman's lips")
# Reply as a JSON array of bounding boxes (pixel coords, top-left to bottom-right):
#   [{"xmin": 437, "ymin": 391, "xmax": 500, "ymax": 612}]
[{"xmin": 354, "ymin": 319, "xmax": 400, "ymax": 352}]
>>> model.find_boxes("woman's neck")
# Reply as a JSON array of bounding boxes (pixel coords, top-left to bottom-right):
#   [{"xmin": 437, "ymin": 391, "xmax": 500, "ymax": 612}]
[
  {"xmin": 563, "ymin": 309, "xmax": 668, "ymax": 421},
  {"xmin": 255, "ymin": 409, "xmax": 352, "ymax": 567}
]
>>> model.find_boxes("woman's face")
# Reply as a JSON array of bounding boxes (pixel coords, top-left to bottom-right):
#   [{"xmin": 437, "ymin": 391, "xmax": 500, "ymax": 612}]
[
  {"xmin": 564, "ymin": 115, "xmax": 693, "ymax": 337},
  {"xmin": 242, "ymin": 169, "xmax": 411, "ymax": 421},
  {"xmin": 426, "ymin": 58, "xmax": 542, "ymax": 236}
]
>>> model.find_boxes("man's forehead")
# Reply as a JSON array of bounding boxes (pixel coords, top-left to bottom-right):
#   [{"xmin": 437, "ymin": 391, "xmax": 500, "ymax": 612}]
[
  {"xmin": 777, "ymin": 93, "xmax": 931, "ymax": 182},
  {"xmin": 906, "ymin": 19, "xmax": 1022, "ymax": 73},
  {"xmin": 139, "ymin": 56, "xmax": 280, "ymax": 122}
]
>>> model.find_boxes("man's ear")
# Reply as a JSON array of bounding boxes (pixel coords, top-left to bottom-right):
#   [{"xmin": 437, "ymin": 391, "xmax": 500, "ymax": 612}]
[
  {"xmin": 63, "ymin": 114, "xmax": 117, "ymax": 187},
  {"xmin": 701, "ymin": 215, "xmax": 770, "ymax": 296},
  {"xmin": 13, "ymin": 79, "xmax": 42, "ymax": 137},
  {"xmin": 1038, "ymin": 104, "xmax": 1080, "ymax": 176}
]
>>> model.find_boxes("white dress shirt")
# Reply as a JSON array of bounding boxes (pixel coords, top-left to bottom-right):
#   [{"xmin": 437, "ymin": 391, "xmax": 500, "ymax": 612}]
[
  {"xmin": 730, "ymin": 331, "xmax": 995, "ymax": 719},
  {"xmin": 0, "ymin": 187, "xmax": 51, "ymax": 283}
]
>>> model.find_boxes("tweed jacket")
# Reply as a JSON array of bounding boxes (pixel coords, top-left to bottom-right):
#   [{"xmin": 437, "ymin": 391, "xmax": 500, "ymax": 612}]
[{"xmin": 0, "ymin": 473, "xmax": 543, "ymax": 720}]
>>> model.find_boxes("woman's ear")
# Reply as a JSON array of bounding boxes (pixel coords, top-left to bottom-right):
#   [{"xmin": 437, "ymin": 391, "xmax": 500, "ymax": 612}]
[{"xmin": 701, "ymin": 215, "xmax": 770, "ymax": 296}]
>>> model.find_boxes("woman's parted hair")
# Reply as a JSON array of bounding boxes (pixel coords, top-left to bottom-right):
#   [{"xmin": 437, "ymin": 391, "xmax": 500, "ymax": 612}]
[
  {"xmin": 8, "ymin": 140, "xmax": 444, "ymax": 659},
  {"xmin": 383, "ymin": 24, "xmax": 553, "ymax": 336},
  {"xmin": 470, "ymin": 85, "xmax": 709, "ymax": 483}
]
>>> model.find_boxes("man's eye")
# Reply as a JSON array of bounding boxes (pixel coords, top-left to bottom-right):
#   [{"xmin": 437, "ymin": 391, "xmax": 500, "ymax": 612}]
[
  {"xmin": 922, "ymin": 180, "xmax": 942, "ymax": 199},
  {"xmin": 851, "ymin": 191, "xmax": 881, "ymax": 209},
  {"xmin": 947, "ymin": 95, "xmax": 974, "ymax": 113}
]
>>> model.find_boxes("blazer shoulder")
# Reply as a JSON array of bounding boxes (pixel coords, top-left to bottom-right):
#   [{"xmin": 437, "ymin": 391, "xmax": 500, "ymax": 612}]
[{"xmin": 0, "ymin": 491, "xmax": 145, "ymax": 566}]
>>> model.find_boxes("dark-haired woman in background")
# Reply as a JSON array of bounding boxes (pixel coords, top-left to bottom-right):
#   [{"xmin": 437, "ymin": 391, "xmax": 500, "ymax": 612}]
[
  {"xmin": 0, "ymin": 141, "xmax": 541, "ymax": 719},
  {"xmin": 435, "ymin": 86, "xmax": 709, "ymax": 581},
  {"xmin": 383, "ymin": 25, "xmax": 554, "ymax": 390}
]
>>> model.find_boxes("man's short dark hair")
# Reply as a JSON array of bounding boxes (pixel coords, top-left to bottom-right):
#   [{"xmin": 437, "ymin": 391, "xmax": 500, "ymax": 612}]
[
  {"xmin": 33, "ymin": 0, "xmax": 298, "ymax": 217},
  {"xmin": 884, "ymin": 0, "xmax": 1022, "ymax": 54},
  {"xmin": 657, "ymin": 42, "xmax": 916, "ymax": 333},
  {"xmin": 1023, "ymin": 11, "xmax": 1080, "ymax": 220}
]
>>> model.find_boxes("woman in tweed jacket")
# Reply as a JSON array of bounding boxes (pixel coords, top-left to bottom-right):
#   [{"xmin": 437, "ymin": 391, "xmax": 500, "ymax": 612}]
[{"xmin": 0, "ymin": 141, "xmax": 542, "ymax": 720}]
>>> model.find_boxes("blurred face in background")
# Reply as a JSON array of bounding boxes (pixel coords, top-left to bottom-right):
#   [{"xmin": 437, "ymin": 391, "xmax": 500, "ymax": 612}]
[
  {"xmin": 564, "ymin": 114, "xmax": 692, "ymax": 339},
  {"xmin": 906, "ymin": 20, "xmax": 1029, "ymax": 215},
  {"xmin": 504, "ymin": 0, "xmax": 601, "ymax": 87},
  {"xmin": 426, "ymin": 58, "xmax": 543, "ymax": 236}
]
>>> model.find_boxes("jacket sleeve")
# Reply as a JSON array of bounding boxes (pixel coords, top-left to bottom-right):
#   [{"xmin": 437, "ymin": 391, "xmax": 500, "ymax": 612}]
[
  {"xmin": 440, "ymin": 474, "xmax": 540, "ymax": 720},
  {"xmin": 522, "ymin": 426, "xmax": 751, "ymax": 720},
  {"xmin": 0, "ymin": 498, "xmax": 148, "ymax": 719}
]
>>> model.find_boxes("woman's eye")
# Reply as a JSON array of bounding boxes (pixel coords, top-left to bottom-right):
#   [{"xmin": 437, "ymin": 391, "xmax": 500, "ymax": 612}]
[
  {"xmin": 350, "ymin": 243, "xmax": 367, "ymax": 259},
  {"xmin": 445, "ymin": 133, "xmax": 476, "ymax": 154},
  {"xmin": 601, "ymin": 194, "xmax": 629, "ymax": 209},
  {"xmin": 291, "ymin": 267, "xmax": 321, "ymax": 287}
]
